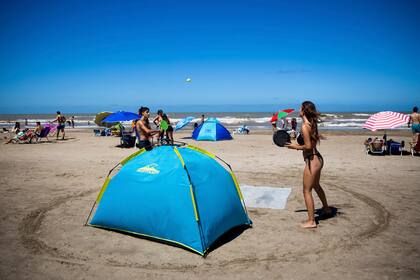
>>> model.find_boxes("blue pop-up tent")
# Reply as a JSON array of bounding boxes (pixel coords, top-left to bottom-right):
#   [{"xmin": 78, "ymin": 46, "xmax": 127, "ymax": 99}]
[
  {"xmin": 192, "ymin": 118, "xmax": 232, "ymax": 141},
  {"xmin": 87, "ymin": 145, "xmax": 251, "ymax": 255}
]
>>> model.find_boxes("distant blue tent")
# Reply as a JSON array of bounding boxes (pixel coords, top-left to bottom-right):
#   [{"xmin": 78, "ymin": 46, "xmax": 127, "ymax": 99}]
[
  {"xmin": 192, "ymin": 118, "xmax": 233, "ymax": 141},
  {"xmin": 88, "ymin": 145, "xmax": 251, "ymax": 255}
]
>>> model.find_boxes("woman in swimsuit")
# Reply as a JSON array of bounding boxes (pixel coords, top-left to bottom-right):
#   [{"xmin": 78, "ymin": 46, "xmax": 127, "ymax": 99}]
[
  {"xmin": 162, "ymin": 114, "xmax": 174, "ymax": 145},
  {"xmin": 153, "ymin": 109, "xmax": 164, "ymax": 141},
  {"xmin": 136, "ymin": 107, "xmax": 159, "ymax": 150},
  {"xmin": 285, "ymin": 101, "xmax": 331, "ymax": 228}
]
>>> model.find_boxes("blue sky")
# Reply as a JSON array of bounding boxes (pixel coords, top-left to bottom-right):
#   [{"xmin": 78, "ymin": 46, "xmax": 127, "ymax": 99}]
[{"xmin": 0, "ymin": 0, "xmax": 419, "ymax": 113}]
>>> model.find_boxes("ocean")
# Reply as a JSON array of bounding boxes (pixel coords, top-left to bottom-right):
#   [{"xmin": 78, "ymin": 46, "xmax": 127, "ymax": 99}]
[{"xmin": 0, "ymin": 112, "xmax": 411, "ymax": 132}]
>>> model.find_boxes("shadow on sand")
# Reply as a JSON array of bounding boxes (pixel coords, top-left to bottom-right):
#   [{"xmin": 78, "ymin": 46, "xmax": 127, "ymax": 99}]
[{"xmin": 295, "ymin": 206, "xmax": 339, "ymax": 223}]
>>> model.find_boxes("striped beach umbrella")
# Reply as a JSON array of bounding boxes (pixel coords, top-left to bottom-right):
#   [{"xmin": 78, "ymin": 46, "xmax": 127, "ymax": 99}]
[{"xmin": 363, "ymin": 111, "xmax": 410, "ymax": 131}]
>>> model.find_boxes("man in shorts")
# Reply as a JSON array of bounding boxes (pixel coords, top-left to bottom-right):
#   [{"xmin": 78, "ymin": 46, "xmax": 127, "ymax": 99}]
[
  {"xmin": 53, "ymin": 111, "xmax": 66, "ymax": 140},
  {"xmin": 409, "ymin": 106, "xmax": 420, "ymax": 142}
]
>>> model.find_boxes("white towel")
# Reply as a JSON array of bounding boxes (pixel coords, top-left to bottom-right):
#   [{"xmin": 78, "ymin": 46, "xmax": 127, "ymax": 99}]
[{"xmin": 240, "ymin": 185, "xmax": 292, "ymax": 209}]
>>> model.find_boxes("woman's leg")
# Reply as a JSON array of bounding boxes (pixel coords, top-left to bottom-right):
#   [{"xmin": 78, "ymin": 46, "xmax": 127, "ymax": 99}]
[
  {"xmin": 168, "ymin": 131, "xmax": 174, "ymax": 144},
  {"xmin": 312, "ymin": 156, "xmax": 330, "ymax": 212},
  {"xmin": 302, "ymin": 162, "xmax": 317, "ymax": 228}
]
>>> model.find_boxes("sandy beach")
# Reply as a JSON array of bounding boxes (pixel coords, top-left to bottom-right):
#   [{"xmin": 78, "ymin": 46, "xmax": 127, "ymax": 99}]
[{"xmin": 0, "ymin": 129, "xmax": 419, "ymax": 279}]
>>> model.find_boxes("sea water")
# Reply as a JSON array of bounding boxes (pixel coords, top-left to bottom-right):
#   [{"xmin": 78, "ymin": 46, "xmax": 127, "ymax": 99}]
[{"xmin": 0, "ymin": 112, "xmax": 410, "ymax": 131}]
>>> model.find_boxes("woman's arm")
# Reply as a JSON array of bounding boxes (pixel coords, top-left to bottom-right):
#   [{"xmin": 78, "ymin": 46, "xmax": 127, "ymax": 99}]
[
  {"xmin": 153, "ymin": 116, "xmax": 160, "ymax": 127},
  {"xmin": 285, "ymin": 124, "xmax": 313, "ymax": 150}
]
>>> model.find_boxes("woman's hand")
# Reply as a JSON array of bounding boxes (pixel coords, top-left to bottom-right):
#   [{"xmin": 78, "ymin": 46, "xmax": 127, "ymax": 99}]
[{"xmin": 285, "ymin": 143, "xmax": 299, "ymax": 150}]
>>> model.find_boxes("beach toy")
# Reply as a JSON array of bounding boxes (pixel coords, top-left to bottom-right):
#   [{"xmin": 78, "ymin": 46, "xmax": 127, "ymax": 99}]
[
  {"xmin": 86, "ymin": 145, "xmax": 251, "ymax": 255},
  {"xmin": 273, "ymin": 130, "xmax": 291, "ymax": 147},
  {"xmin": 160, "ymin": 120, "xmax": 168, "ymax": 131}
]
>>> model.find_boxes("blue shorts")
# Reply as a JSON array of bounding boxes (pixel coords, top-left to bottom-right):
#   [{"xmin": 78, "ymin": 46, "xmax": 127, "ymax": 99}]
[{"xmin": 412, "ymin": 123, "xmax": 420, "ymax": 133}]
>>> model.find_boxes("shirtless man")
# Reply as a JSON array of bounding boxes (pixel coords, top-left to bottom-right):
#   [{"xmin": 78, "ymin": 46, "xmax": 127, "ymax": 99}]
[
  {"xmin": 52, "ymin": 111, "xmax": 66, "ymax": 140},
  {"xmin": 408, "ymin": 106, "xmax": 420, "ymax": 142},
  {"xmin": 136, "ymin": 107, "xmax": 159, "ymax": 150}
]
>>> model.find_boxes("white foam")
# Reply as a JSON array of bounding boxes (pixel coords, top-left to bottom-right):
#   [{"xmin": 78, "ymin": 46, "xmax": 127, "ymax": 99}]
[{"xmin": 353, "ymin": 113, "xmax": 371, "ymax": 116}]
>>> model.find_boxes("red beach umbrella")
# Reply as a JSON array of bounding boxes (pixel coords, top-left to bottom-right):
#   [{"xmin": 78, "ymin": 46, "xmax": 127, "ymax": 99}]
[
  {"xmin": 270, "ymin": 109, "xmax": 295, "ymax": 122},
  {"xmin": 363, "ymin": 111, "xmax": 410, "ymax": 131}
]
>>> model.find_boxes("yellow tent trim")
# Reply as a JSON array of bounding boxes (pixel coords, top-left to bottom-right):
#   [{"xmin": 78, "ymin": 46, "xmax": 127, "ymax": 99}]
[
  {"xmin": 120, "ymin": 148, "xmax": 146, "ymax": 165},
  {"xmin": 173, "ymin": 147, "xmax": 185, "ymax": 167},
  {"xmin": 189, "ymin": 185, "xmax": 199, "ymax": 221},
  {"xmin": 185, "ymin": 145, "xmax": 215, "ymax": 158},
  {"xmin": 230, "ymin": 171, "xmax": 244, "ymax": 201},
  {"xmin": 88, "ymin": 224, "xmax": 205, "ymax": 256},
  {"xmin": 96, "ymin": 176, "xmax": 111, "ymax": 203}
]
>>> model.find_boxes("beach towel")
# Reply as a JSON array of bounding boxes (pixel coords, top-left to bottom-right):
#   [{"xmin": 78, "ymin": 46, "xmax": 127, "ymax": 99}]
[{"xmin": 240, "ymin": 185, "xmax": 292, "ymax": 209}]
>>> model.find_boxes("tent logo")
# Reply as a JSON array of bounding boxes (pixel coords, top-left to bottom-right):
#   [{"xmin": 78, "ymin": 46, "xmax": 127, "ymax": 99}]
[{"xmin": 137, "ymin": 164, "xmax": 160, "ymax": 175}]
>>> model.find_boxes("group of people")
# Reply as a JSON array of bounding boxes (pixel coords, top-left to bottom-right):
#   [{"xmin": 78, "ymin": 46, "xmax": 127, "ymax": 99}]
[
  {"xmin": 272, "ymin": 116, "xmax": 298, "ymax": 131},
  {"xmin": 133, "ymin": 102, "xmax": 332, "ymax": 229},
  {"xmin": 135, "ymin": 107, "xmax": 174, "ymax": 150},
  {"xmin": 272, "ymin": 116, "xmax": 298, "ymax": 140},
  {"xmin": 5, "ymin": 121, "xmax": 45, "ymax": 144},
  {"xmin": 4, "ymin": 111, "xmax": 70, "ymax": 144}
]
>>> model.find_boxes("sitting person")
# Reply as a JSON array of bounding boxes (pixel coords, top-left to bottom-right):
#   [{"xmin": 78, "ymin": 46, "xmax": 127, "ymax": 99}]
[
  {"xmin": 239, "ymin": 125, "xmax": 250, "ymax": 134},
  {"xmin": 34, "ymin": 122, "xmax": 43, "ymax": 137},
  {"xmin": 371, "ymin": 138, "xmax": 385, "ymax": 152},
  {"xmin": 12, "ymin": 122, "xmax": 21, "ymax": 134},
  {"xmin": 364, "ymin": 137, "xmax": 373, "ymax": 146},
  {"xmin": 5, "ymin": 129, "xmax": 35, "ymax": 144}
]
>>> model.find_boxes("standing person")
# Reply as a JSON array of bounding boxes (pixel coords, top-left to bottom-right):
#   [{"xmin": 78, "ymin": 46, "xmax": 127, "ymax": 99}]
[
  {"xmin": 162, "ymin": 114, "xmax": 174, "ymax": 145},
  {"xmin": 52, "ymin": 111, "xmax": 66, "ymax": 140},
  {"xmin": 71, "ymin": 116, "xmax": 75, "ymax": 128},
  {"xmin": 136, "ymin": 107, "xmax": 159, "ymax": 150},
  {"xmin": 153, "ymin": 109, "xmax": 164, "ymax": 141},
  {"xmin": 271, "ymin": 113, "xmax": 277, "ymax": 132},
  {"xmin": 408, "ymin": 106, "xmax": 420, "ymax": 142},
  {"xmin": 200, "ymin": 114, "xmax": 205, "ymax": 124},
  {"xmin": 12, "ymin": 122, "xmax": 21, "ymax": 134},
  {"xmin": 285, "ymin": 101, "xmax": 331, "ymax": 228},
  {"xmin": 291, "ymin": 118, "xmax": 297, "ymax": 131}
]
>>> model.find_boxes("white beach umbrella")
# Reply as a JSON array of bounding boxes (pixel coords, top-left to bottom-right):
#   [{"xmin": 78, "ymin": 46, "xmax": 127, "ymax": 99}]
[{"xmin": 363, "ymin": 111, "xmax": 410, "ymax": 131}]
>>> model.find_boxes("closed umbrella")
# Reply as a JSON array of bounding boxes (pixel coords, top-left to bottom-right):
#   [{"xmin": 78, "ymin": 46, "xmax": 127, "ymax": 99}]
[
  {"xmin": 363, "ymin": 111, "xmax": 410, "ymax": 131},
  {"xmin": 94, "ymin": 112, "xmax": 114, "ymax": 127}
]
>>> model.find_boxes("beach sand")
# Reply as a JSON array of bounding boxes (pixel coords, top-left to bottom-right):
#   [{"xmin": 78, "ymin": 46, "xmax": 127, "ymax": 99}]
[{"xmin": 0, "ymin": 129, "xmax": 419, "ymax": 279}]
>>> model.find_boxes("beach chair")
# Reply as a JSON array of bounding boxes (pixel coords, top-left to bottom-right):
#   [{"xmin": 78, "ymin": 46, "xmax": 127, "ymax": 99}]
[
  {"xmin": 12, "ymin": 130, "xmax": 35, "ymax": 144},
  {"xmin": 387, "ymin": 140, "xmax": 405, "ymax": 156},
  {"xmin": 36, "ymin": 127, "xmax": 51, "ymax": 143},
  {"xmin": 367, "ymin": 140, "xmax": 385, "ymax": 155},
  {"xmin": 410, "ymin": 137, "xmax": 420, "ymax": 156}
]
